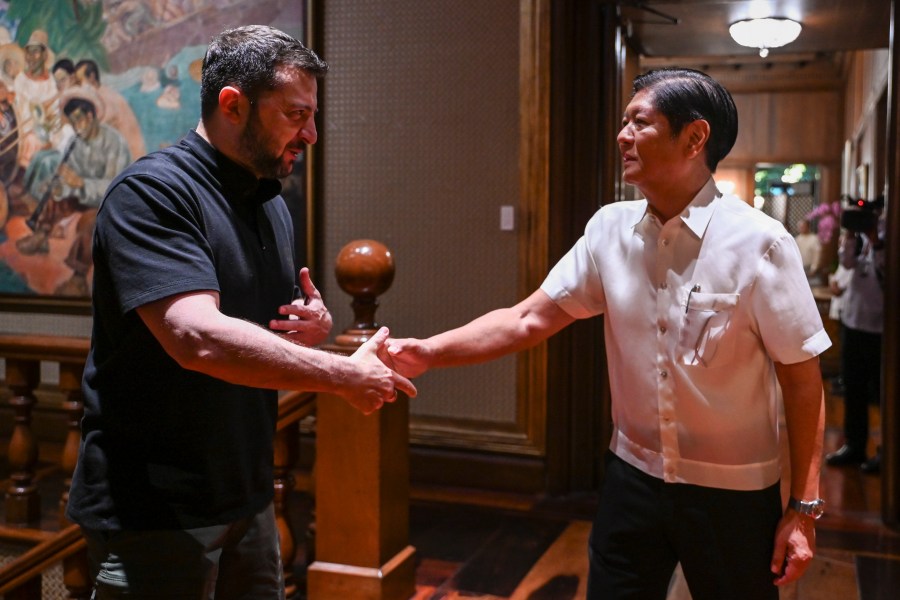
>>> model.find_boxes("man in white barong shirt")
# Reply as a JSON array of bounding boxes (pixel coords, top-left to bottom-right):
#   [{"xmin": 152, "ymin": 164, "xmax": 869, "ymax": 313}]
[{"xmin": 383, "ymin": 68, "xmax": 829, "ymax": 600}]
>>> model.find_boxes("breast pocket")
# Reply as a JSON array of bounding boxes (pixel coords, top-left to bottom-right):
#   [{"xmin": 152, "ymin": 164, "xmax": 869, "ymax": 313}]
[{"xmin": 679, "ymin": 292, "xmax": 740, "ymax": 367}]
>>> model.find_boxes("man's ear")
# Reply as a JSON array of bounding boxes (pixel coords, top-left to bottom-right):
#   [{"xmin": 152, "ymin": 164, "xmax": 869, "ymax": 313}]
[
  {"xmin": 684, "ymin": 119, "xmax": 710, "ymax": 159},
  {"xmin": 218, "ymin": 86, "xmax": 247, "ymax": 124}
]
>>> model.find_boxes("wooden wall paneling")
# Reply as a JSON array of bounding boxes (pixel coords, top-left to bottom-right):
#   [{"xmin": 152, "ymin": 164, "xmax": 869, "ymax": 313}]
[
  {"xmin": 315, "ymin": 0, "xmax": 549, "ymax": 494},
  {"xmin": 516, "ymin": 0, "xmax": 552, "ymax": 461},
  {"xmin": 403, "ymin": 0, "xmax": 551, "ymax": 473},
  {"xmin": 769, "ymin": 92, "xmax": 843, "ymax": 162},
  {"xmin": 882, "ymin": 0, "xmax": 899, "ymax": 528},
  {"xmin": 542, "ymin": 0, "xmax": 619, "ymax": 494},
  {"xmin": 731, "ymin": 90, "xmax": 843, "ymax": 165},
  {"xmin": 729, "ymin": 94, "xmax": 771, "ymax": 163}
]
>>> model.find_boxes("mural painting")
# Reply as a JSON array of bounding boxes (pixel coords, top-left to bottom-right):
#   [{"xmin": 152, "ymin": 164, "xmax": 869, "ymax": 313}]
[{"xmin": 0, "ymin": 0, "xmax": 306, "ymax": 310}]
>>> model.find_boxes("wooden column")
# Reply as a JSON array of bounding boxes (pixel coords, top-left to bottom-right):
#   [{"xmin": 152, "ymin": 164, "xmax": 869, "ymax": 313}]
[{"xmin": 307, "ymin": 240, "xmax": 416, "ymax": 600}]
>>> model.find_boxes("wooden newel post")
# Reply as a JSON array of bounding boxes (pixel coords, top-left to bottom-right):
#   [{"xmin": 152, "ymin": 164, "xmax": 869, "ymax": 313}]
[{"xmin": 307, "ymin": 240, "xmax": 416, "ymax": 600}]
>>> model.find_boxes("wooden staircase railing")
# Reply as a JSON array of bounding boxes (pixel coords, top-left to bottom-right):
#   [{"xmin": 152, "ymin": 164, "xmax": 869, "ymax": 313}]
[
  {"xmin": 0, "ymin": 334, "xmax": 92, "ymax": 599},
  {"xmin": 0, "ymin": 523, "xmax": 86, "ymax": 598}
]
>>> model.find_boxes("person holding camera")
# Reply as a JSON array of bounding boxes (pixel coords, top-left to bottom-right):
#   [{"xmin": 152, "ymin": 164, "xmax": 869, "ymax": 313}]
[{"xmin": 825, "ymin": 198, "xmax": 884, "ymax": 473}]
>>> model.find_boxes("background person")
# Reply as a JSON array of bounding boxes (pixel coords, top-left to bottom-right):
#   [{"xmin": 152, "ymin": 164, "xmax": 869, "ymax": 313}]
[
  {"xmin": 66, "ymin": 25, "xmax": 416, "ymax": 599},
  {"xmin": 12, "ymin": 29, "xmax": 58, "ymax": 176},
  {"xmin": 824, "ymin": 206, "xmax": 884, "ymax": 473},
  {"xmin": 384, "ymin": 68, "xmax": 828, "ymax": 600},
  {"xmin": 795, "ymin": 217, "xmax": 822, "ymax": 283}
]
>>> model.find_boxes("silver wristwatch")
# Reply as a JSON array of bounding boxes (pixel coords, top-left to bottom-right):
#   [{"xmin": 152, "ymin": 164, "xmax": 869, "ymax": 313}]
[{"xmin": 788, "ymin": 496, "xmax": 825, "ymax": 520}]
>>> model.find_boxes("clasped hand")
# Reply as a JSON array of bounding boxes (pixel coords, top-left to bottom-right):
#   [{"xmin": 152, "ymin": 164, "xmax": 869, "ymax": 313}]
[{"xmin": 347, "ymin": 327, "xmax": 417, "ymax": 415}]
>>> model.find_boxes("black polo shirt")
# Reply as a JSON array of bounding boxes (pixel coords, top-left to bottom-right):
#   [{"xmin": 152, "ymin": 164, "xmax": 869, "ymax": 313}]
[{"xmin": 68, "ymin": 130, "xmax": 296, "ymax": 530}]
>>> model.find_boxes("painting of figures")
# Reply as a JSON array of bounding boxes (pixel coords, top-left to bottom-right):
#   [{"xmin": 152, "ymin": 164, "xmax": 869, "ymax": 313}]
[{"xmin": 0, "ymin": 0, "xmax": 306, "ymax": 310}]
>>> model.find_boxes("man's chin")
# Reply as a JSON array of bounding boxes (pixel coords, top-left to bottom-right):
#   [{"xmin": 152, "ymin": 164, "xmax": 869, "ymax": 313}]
[{"xmin": 276, "ymin": 163, "xmax": 294, "ymax": 179}]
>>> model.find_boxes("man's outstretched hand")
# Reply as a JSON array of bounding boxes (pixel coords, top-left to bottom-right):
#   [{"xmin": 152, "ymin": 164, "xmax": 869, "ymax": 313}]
[
  {"xmin": 380, "ymin": 337, "xmax": 432, "ymax": 379},
  {"xmin": 345, "ymin": 327, "xmax": 417, "ymax": 415}
]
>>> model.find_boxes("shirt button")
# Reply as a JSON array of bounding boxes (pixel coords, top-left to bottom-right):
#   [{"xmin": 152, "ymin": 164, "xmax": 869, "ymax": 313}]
[
  {"xmin": 661, "ymin": 238, "xmax": 669, "ymax": 246},
  {"xmin": 659, "ymin": 326, "xmax": 667, "ymax": 334},
  {"xmin": 660, "ymin": 370, "xmax": 668, "ymax": 378}
]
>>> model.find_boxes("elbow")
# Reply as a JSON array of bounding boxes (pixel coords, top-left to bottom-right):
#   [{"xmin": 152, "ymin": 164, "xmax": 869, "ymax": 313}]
[
  {"xmin": 174, "ymin": 348, "xmax": 211, "ymax": 372},
  {"xmin": 159, "ymin": 327, "xmax": 216, "ymax": 372}
]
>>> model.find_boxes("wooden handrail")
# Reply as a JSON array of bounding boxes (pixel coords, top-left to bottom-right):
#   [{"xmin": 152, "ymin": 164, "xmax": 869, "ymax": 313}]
[
  {"xmin": 0, "ymin": 334, "xmax": 90, "ymax": 363},
  {"xmin": 0, "ymin": 523, "xmax": 86, "ymax": 595},
  {"xmin": 278, "ymin": 390, "xmax": 317, "ymax": 431}
]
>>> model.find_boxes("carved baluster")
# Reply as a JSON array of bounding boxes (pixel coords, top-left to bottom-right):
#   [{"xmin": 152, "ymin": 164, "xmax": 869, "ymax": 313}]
[
  {"xmin": 57, "ymin": 362, "xmax": 83, "ymax": 517},
  {"xmin": 274, "ymin": 421, "xmax": 299, "ymax": 599},
  {"xmin": 5, "ymin": 358, "xmax": 41, "ymax": 526},
  {"xmin": 58, "ymin": 361, "xmax": 91, "ymax": 599}
]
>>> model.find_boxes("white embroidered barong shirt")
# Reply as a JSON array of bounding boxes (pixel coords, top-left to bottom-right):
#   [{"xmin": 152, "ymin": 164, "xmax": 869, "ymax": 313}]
[{"xmin": 541, "ymin": 178, "xmax": 831, "ymax": 491}]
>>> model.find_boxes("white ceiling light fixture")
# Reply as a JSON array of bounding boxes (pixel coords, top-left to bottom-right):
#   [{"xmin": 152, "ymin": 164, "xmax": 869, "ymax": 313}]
[{"xmin": 729, "ymin": 17, "xmax": 802, "ymax": 58}]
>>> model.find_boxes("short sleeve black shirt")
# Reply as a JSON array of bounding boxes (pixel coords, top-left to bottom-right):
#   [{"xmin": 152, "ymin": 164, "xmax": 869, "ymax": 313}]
[{"xmin": 67, "ymin": 131, "xmax": 296, "ymax": 530}]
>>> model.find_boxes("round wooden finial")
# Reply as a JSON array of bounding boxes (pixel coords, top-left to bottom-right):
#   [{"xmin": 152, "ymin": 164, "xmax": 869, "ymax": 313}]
[
  {"xmin": 332, "ymin": 240, "xmax": 395, "ymax": 348},
  {"xmin": 334, "ymin": 239, "xmax": 395, "ymax": 299}
]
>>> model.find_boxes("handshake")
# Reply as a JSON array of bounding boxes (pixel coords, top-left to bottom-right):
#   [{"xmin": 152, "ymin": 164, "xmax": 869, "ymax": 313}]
[
  {"xmin": 338, "ymin": 326, "xmax": 431, "ymax": 415},
  {"xmin": 280, "ymin": 270, "xmax": 562, "ymax": 416}
]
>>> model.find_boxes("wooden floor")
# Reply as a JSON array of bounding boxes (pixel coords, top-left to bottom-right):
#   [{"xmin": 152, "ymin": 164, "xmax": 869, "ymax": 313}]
[
  {"xmin": 2, "ymin": 375, "xmax": 899, "ymax": 599},
  {"xmin": 292, "ymin": 377, "xmax": 900, "ymax": 600}
]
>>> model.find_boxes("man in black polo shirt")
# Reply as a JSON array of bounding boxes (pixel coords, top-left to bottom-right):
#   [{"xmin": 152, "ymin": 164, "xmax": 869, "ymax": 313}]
[{"xmin": 66, "ymin": 25, "xmax": 416, "ymax": 599}]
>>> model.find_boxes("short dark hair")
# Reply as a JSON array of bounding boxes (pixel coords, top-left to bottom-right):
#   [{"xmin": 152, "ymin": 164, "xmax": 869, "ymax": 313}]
[
  {"xmin": 75, "ymin": 59, "xmax": 101, "ymax": 83},
  {"xmin": 200, "ymin": 25, "xmax": 328, "ymax": 120},
  {"xmin": 52, "ymin": 58, "xmax": 75, "ymax": 75},
  {"xmin": 632, "ymin": 68, "xmax": 738, "ymax": 172},
  {"xmin": 62, "ymin": 97, "xmax": 96, "ymax": 118}
]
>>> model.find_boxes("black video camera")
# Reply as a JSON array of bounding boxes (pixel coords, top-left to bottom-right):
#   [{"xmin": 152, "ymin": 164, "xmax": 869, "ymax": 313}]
[{"xmin": 841, "ymin": 196, "xmax": 883, "ymax": 233}]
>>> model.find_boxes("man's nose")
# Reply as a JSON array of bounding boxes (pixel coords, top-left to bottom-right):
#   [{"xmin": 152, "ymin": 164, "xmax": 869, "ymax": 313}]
[{"xmin": 300, "ymin": 118, "xmax": 317, "ymax": 145}]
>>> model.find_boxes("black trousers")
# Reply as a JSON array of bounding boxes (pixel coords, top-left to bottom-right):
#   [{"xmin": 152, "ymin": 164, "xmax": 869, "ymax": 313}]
[
  {"xmin": 587, "ymin": 453, "xmax": 782, "ymax": 600},
  {"xmin": 840, "ymin": 323, "xmax": 882, "ymax": 450}
]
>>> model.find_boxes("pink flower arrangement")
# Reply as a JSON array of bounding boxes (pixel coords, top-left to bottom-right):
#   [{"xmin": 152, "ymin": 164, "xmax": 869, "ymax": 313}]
[{"xmin": 806, "ymin": 200, "xmax": 842, "ymax": 245}]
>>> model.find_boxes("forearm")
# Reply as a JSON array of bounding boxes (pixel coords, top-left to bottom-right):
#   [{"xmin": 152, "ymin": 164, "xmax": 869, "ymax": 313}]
[
  {"xmin": 139, "ymin": 293, "xmax": 358, "ymax": 397},
  {"xmin": 421, "ymin": 290, "xmax": 574, "ymax": 369},
  {"xmin": 177, "ymin": 311, "xmax": 355, "ymax": 394},
  {"xmin": 776, "ymin": 358, "xmax": 826, "ymax": 500}
]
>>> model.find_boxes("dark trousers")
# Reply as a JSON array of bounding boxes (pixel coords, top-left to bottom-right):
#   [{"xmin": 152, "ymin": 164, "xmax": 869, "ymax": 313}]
[
  {"xmin": 587, "ymin": 453, "xmax": 782, "ymax": 600},
  {"xmin": 83, "ymin": 503, "xmax": 284, "ymax": 599},
  {"xmin": 840, "ymin": 324, "xmax": 882, "ymax": 451}
]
